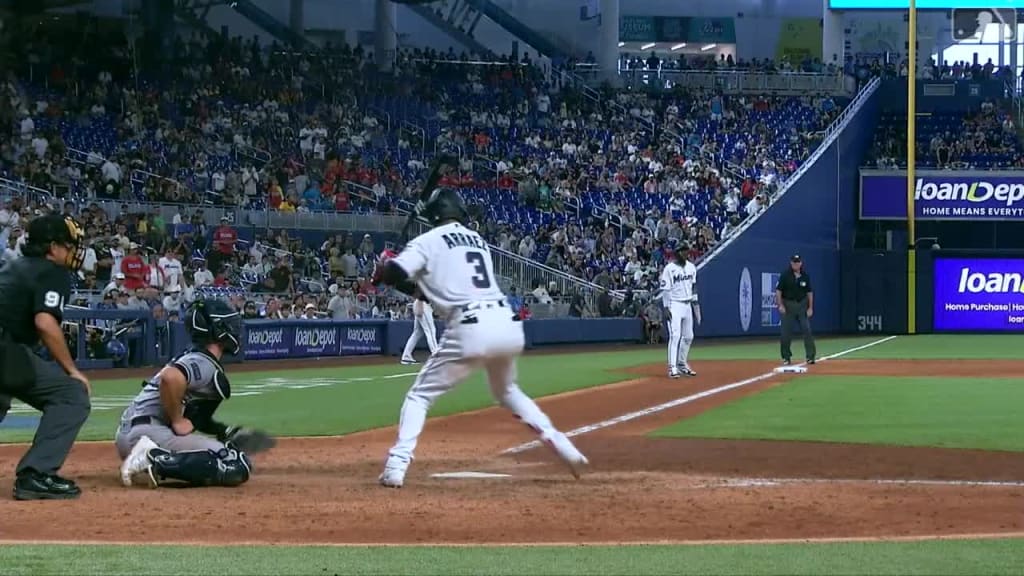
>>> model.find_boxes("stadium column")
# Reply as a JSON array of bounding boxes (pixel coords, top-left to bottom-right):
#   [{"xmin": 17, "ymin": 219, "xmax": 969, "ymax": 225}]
[
  {"xmin": 375, "ymin": 0, "xmax": 398, "ymax": 72},
  {"xmin": 907, "ymin": 0, "xmax": 918, "ymax": 334},
  {"xmin": 821, "ymin": 0, "xmax": 844, "ymax": 69},
  {"xmin": 289, "ymin": 0, "xmax": 304, "ymax": 37},
  {"xmin": 598, "ymin": 0, "xmax": 620, "ymax": 83}
]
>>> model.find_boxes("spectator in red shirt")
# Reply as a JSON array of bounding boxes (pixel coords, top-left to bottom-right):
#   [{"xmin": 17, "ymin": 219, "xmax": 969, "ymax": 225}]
[
  {"xmin": 121, "ymin": 243, "xmax": 146, "ymax": 291},
  {"xmin": 210, "ymin": 216, "xmax": 237, "ymax": 272}
]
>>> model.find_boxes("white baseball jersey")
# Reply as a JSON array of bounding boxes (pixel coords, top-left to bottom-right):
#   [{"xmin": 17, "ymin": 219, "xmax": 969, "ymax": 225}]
[
  {"xmin": 659, "ymin": 261, "xmax": 698, "ymax": 304},
  {"xmin": 392, "ymin": 222, "xmax": 505, "ymax": 317}
]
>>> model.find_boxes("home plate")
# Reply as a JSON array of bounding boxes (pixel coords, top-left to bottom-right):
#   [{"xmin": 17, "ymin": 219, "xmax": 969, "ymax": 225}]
[
  {"xmin": 774, "ymin": 365, "xmax": 808, "ymax": 374},
  {"xmin": 431, "ymin": 471, "xmax": 512, "ymax": 479}
]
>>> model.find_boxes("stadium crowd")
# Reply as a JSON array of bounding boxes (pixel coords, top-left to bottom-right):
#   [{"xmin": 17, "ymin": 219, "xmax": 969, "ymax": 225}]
[{"xmin": 0, "ymin": 12, "xmax": 851, "ymax": 332}]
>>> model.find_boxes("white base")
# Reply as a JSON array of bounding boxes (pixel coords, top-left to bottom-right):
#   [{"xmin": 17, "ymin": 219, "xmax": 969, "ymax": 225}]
[
  {"xmin": 774, "ymin": 365, "xmax": 809, "ymax": 374},
  {"xmin": 430, "ymin": 471, "xmax": 512, "ymax": 479}
]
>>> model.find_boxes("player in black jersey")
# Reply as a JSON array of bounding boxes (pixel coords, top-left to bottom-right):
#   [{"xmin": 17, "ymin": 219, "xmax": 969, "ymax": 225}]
[{"xmin": 0, "ymin": 214, "xmax": 92, "ymax": 500}]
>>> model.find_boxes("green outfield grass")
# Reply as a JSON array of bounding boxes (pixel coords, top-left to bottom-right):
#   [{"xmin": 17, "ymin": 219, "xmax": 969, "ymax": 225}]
[
  {"xmin": 1, "ymin": 539, "xmax": 1021, "ymax": 576},
  {"xmin": 0, "ymin": 336, "xmax": 886, "ymax": 444},
  {"xmin": 652, "ymin": 375, "xmax": 1024, "ymax": 451},
  {"xmin": 840, "ymin": 334, "xmax": 1024, "ymax": 359},
  {"xmin": 4, "ymin": 335, "xmax": 1022, "ymax": 576}
]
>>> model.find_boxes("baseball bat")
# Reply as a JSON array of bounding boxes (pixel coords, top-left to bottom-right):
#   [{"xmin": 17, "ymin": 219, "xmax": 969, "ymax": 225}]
[{"xmin": 400, "ymin": 153, "xmax": 455, "ymax": 244}]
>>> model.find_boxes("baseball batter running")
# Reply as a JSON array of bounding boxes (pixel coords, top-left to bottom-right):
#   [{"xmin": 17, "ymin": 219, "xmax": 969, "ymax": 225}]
[
  {"xmin": 116, "ymin": 299, "xmax": 275, "ymax": 488},
  {"xmin": 372, "ymin": 188, "xmax": 588, "ymax": 488},
  {"xmin": 400, "ymin": 289, "xmax": 438, "ymax": 364},
  {"xmin": 658, "ymin": 242, "xmax": 700, "ymax": 378}
]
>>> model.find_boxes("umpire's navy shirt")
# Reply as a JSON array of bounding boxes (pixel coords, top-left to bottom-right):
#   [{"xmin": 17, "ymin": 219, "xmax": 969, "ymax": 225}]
[{"xmin": 776, "ymin": 269, "xmax": 813, "ymax": 302}]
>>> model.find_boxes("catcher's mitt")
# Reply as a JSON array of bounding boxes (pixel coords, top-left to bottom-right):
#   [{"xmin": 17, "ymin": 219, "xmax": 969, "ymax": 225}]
[{"xmin": 224, "ymin": 427, "xmax": 277, "ymax": 453}]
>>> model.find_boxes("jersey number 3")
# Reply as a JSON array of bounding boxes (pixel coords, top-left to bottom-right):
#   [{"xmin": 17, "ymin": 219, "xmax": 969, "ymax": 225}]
[{"xmin": 465, "ymin": 251, "xmax": 492, "ymax": 289}]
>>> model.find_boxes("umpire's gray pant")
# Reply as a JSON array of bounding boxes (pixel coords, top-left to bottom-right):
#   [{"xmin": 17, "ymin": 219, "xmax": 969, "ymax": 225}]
[
  {"xmin": 780, "ymin": 298, "xmax": 817, "ymax": 361},
  {"xmin": 0, "ymin": 347, "xmax": 92, "ymax": 476}
]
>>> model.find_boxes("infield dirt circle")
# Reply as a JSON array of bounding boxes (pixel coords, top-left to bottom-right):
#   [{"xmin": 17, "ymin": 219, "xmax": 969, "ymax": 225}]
[{"xmin": 1, "ymin": 353, "xmax": 1022, "ymax": 545}]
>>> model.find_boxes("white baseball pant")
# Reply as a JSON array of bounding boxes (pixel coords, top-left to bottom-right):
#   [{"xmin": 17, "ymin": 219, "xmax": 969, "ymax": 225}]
[
  {"xmin": 401, "ymin": 300, "xmax": 438, "ymax": 361},
  {"xmin": 667, "ymin": 301, "xmax": 694, "ymax": 369},
  {"xmin": 386, "ymin": 301, "xmax": 564, "ymax": 464}
]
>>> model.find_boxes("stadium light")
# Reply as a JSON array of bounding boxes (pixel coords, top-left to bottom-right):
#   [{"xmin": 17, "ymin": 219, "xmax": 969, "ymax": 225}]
[
  {"xmin": 617, "ymin": 42, "xmax": 625, "ymax": 47},
  {"xmin": 671, "ymin": 43, "xmax": 687, "ymax": 51},
  {"xmin": 700, "ymin": 44, "xmax": 717, "ymax": 51},
  {"xmin": 640, "ymin": 43, "xmax": 656, "ymax": 50}
]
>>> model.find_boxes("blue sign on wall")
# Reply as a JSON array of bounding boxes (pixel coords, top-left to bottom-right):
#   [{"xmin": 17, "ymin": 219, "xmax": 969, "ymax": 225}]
[
  {"xmin": 860, "ymin": 170, "xmax": 1024, "ymax": 221},
  {"xmin": 933, "ymin": 257, "xmax": 1024, "ymax": 331}
]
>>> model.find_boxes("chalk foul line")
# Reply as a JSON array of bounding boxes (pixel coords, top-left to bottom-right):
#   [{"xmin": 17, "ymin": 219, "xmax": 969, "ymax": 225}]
[{"xmin": 503, "ymin": 335, "xmax": 899, "ymax": 455}]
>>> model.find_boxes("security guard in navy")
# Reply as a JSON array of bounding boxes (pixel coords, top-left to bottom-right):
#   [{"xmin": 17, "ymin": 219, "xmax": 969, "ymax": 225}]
[
  {"xmin": 0, "ymin": 214, "xmax": 92, "ymax": 500},
  {"xmin": 774, "ymin": 254, "xmax": 817, "ymax": 365}
]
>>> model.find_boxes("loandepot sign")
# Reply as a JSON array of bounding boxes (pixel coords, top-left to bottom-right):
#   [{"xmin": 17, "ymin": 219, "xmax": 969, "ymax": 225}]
[{"xmin": 860, "ymin": 170, "xmax": 1024, "ymax": 220}]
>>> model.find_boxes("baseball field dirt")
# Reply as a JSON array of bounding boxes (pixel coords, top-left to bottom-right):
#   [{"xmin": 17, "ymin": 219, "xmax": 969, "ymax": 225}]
[{"xmin": 0, "ymin": 356, "xmax": 1021, "ymax": 545}]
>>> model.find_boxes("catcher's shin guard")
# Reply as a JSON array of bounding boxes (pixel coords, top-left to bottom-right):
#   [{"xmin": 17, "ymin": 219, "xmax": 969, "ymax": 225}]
[{"xmin": 147, "ymin": 447, "xmax": 253, "ymax": 487}]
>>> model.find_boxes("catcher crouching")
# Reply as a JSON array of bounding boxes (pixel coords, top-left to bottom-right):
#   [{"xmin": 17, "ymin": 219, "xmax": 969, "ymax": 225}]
[{"xmin": 115, "ymin": 299, "xmax": 276, "ymax": 488}]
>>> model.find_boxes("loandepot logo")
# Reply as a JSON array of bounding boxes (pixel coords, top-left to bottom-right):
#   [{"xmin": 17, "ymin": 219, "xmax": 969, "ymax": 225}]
[
  {"xmin": 916, "ymin": 178, "xmax": 1024, "ymax": 207},
  {"xmin": 958, "ymin": 267, "xmax": 1024, "ymax": 293}
]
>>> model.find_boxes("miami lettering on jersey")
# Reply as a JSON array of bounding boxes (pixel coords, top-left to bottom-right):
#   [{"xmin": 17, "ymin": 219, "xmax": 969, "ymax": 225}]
[{"xmin": 660, "ymin": 261, "xmax": 698, "ymax": 303}]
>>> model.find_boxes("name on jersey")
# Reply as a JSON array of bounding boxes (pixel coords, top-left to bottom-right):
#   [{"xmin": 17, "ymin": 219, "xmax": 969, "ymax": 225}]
[
  {"xmin": 442, "ymin": 232, "xmax": 489, "ymax": 251},
  {"xmin": 248, "ymin": 328, "xmax": 284, "ymax": 346},
  {"xmin": 295, "ymin": 327, "xmax": 336, "ymax": 349},
  {"xmin": 672, "ymin": 273, "xmax": 695, "ymax": 284}
]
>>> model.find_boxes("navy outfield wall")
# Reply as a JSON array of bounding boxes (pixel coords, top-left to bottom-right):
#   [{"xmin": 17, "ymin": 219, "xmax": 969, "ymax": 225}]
[
  {"xmin": 166, "ymin": 318, "xmax": 645, "ymax": 362},
  {"xmin": 694, "ymin": 84, "xmax": 881, "ymax": 338}
]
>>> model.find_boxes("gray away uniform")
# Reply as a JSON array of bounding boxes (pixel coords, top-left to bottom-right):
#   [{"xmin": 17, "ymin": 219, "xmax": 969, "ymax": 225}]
[{"xmin": 115, "ymin": 349, "xmax": 231, "ymax": 459}]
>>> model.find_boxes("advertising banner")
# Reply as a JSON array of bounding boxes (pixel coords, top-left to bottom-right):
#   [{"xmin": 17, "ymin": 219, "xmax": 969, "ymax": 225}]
[
  {"xmin": 340, "ymin": 324, "xmax": 385, "ymax": 355},
  {"xmin": 292, "ymin": 325, "xmax": 341, "ymax": 357},
  {"xmin": 619, "ymin": 16, "xmax": 735, "ymax": 43},
  {"xmin": 244, "ymin": 325, "xmax": 293, "ymax": 360},
  {"xmin": 860, "ymin": 171, "xmax": 1024, "ymax": 221},
  {"xmin": 776, "ymin": 18, "xmax": 823, "ymax": 63},
  {"xmin": 933, "ymin": 257, "xmax": 1024, "ymax": 331}
]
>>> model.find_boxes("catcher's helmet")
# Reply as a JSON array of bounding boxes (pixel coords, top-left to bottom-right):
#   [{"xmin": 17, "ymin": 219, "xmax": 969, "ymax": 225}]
[
  {"xmin": 421, "ymin": 188, "xmax": 468, "ymax": 225},
  {"xmin": 23, "ymin": 214, "xmax": 86, "ymax": 270},
  {"xmin": 185, "ymin": 299, "xmax": 242, "ymax": 355}
]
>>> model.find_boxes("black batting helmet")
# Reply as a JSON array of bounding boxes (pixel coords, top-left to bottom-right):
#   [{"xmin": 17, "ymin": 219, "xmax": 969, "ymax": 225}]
[
  {"xmin": 421, "ymin": 188, "xmax": 468, "ymax": 225},
  {"xmin": 23, "ymin": 214, "xmax": 86, "ymax": 270},
  {"xmin": 185, "ymin": 299, "xmax": 242, "ymax": 355}
]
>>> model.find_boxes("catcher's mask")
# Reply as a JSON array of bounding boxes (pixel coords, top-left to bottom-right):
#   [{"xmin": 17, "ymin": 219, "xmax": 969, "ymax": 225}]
[
  {"xmin": 186, "ymin": 299, "xmax": 242, "ymax": 356},
  {"xmin": 24, "ymin": 215, "xmax": 86, "ymax": 270}
]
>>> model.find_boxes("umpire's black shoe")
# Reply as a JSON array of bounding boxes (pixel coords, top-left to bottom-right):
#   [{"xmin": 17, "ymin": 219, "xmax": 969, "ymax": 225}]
[{"xmin": 13, "ymin": 472, "xmax": 81, "ymax": 501}]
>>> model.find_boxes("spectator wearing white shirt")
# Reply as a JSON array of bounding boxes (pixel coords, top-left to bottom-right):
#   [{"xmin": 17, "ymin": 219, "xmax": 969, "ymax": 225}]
[
  {"xmin": 104, "ymin": 272, "xmax": 127, "ymax": 296},
  {"xmin": 745, "ymin": 194, "xmax": 764, "ymax": 218},
  {"xmin": 211, "ymin": 170, "xmax": 226, "ymax": 194},
  {"xmin": 101, "ymin": 158, "xmax": 122, "ymax": 184},
  {"xmin": 162, "ymin": 285, "xmax": 184, "ymax": 315},
  {"xmin": 16, "ymin": 108, "xmax": 34, "ymax": 136},
  {"xmin": 79, "ymin": 240, "xmax": 98, "ymax": 277},
  {"xmin": 31, "ymin": 135, "xmax": 48, "ymax": 158},
  {"xmin": 193, "ymin": 260, "xmax": 215, "ymax": 287},
  {"xmin": 158, "ymin": 248, "xmax": 184, "ymax": 290}
]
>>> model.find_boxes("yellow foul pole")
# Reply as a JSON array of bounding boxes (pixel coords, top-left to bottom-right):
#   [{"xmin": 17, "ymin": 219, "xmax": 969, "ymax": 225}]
[{"xmin": 906, "ymin": 0, "xmax": 917, "ymax": 334}]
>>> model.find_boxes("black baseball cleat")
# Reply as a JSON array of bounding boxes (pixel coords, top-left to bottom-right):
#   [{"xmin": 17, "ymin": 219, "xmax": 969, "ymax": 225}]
[
  {"xmin": 782, "ymin": 358, "xmax": 792, "ymax": 366},
  {"xmin": 13, "ymin": 472, "xmax": 82, "ymax": 500},
  {"xmin": 807, "ymin": 358, "xmax": 816, "ymax": 365}
]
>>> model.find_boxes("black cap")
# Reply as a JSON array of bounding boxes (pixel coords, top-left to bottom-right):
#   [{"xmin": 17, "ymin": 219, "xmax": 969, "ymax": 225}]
[
  {"xmin": 27, "ymin": 214, "xmax": 79, "ymax": 247},
  {"xmin": 791, "ymin": 254, "xmax": 802, "ymax": 263}
]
